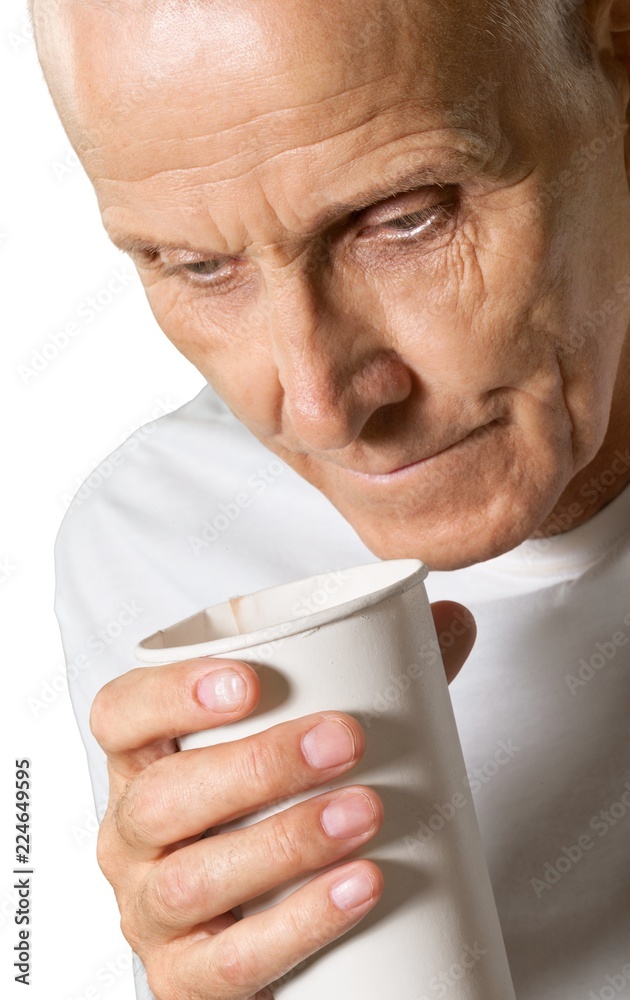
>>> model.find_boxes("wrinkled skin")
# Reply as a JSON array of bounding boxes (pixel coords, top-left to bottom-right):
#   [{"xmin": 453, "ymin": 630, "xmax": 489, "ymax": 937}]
[
  {"xmin": 35, "ymin": 0, "xmax": 630, "ymax": 571},
  {"xmin": 29, "ymin": 4, "xmax": 630, "ymax": 997}
]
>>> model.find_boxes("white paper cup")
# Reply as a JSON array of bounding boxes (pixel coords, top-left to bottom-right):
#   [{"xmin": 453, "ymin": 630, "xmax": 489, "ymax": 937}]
[{"xmin": 135, "ymin": 559, "xmax": 516, "ymax": 999}]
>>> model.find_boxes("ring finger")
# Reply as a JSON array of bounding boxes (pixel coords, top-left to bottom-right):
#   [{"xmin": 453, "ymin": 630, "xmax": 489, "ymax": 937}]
[{"xmin": 136, "ymin": 783, "xmax": 383, "ymax": 940}]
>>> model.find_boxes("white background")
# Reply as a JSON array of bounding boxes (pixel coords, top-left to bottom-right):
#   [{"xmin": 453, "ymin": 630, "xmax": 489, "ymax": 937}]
[{"xmin": 2, "ymin": 3, "xmax": 206, "ymax": 997}]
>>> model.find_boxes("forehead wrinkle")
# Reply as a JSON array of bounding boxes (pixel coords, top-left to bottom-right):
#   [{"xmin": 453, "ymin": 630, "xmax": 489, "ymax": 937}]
[
  {"xmin": 91, "ymin": 67, "xmax": 403, "ymax": 144},
  {"xmin": 39, "ymin": 0, "xmax": 508, "ymax": 160},
  {"xmin": 66, "ymin": 0, "xmax": 496, "ymax": 172},
  {"xmin": 89, "ymin": 109, "xmax": 489, "ymax": 202},
  {"xmin": 66, "ymin": 0, "xmax": 411, "ymax": 160},
  {"xmin": 81, "ymin": 73, "xmax": 457, "ymax": 183},
  {"xmin": 104, "ymin": 129, "xmax": 495, "ymax": 262},
  {"xmin": 82, "ymin": 81, "xmax": 393, "ymax": 180}
]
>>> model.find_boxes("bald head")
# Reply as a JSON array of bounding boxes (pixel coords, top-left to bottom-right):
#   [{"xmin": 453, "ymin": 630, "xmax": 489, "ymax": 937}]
[
  {"xmin": 28, "ymin": 0, "xmax": 604, "ymax": 162},
  {"xmin": 27, "ymin": 0, "xmax": 592, "ymax": 71}
]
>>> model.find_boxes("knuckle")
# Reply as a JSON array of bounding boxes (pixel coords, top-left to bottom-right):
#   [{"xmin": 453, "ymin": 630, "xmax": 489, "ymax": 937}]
[
  {"xmin": 89, "ymin": 668, "xmax": 144, "ymax": 751},
  {"xmin": 95, "ymin": 827, "xmax": 112, "ymax": 879},
  {"xmin": 95, "ymin": 813, "xmax": 123, "ymax": 882},
  {"xmin": 237, "ymin": 736, "xmax": 287, "ymax": 796},
  {"xmin": 112, "ymin": 786, "xmax": 137, "ymax": 849},
  {"xmin": 281, "ymin": 901, "xmax": 315, "ymax": 945},
  {"xmin": 152, "ymin": 853, "xmax": 199, "ymax": 925},
  {"xmin": 118, "ymin": 866, "xmax": 177, "ymax": 957},
  {"xmin": 147, "ymin": 677, "xmax": 186, "ymax": 740},
  {"xmin": 119, "ymin": 882, "xmax": 156, "ymax": 955},
  {"xmin": 266, "ymin": 812, "xmax": 307, "ymax": 870},
  {"xmin": 213, "ymin": 933, "xmax": 260, "ymax": 992},
  {"xmin": 143, "ymin": 966, "xmax": 168, "ymax": 1000},
  {"xmin": 148, "ymin": 846, "xmax": 231, "ymax": 935},
  {"xmin": 145, "ymin": 931, "xmax": 250, "ymax": 1000},
  {"xmin": 113, "ymin": 770, "xmax": 161, "ymax": 850},
  {"xmin": 279, "ymin": 890, "xmax": 339, "ymax": 956},
  {"xmin": 119, "ymin": 906, "xmax": 142, "ymax": 952}
]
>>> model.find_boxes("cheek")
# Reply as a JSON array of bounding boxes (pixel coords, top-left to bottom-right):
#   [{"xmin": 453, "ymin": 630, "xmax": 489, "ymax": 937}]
[
  {"xmin": 372, "ymin": 212, "xmax": 560, "ymax": 393},
  {"xmin": 144, "ymin": 278, "xmax": 281, "ymax": 428},
  {"xmin": 142, "ymin": 277, "xmax": 237, "ymax": 372}
]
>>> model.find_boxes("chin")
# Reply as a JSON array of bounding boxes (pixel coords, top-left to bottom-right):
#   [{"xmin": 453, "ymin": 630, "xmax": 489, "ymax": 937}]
[
  {"xmin": 349, "ymin": 517, "xmax": 538, "ymax": 572},
  {"xmin": 297, "ymin": 419, "xmax": 574, "ymax": 570},
  {"xmin": 331, "ymin": 483, "xmax": 566, "ymax": 572}
]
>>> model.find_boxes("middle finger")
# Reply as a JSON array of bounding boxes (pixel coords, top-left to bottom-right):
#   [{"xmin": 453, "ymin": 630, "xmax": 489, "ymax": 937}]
[{"xmin": 115, "ymin": 711, "xmax": 365, "ymax": 859}]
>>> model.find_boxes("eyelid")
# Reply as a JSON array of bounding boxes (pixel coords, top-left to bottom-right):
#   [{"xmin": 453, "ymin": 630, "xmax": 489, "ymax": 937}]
[
  {"xmin": 163, "ymin": 248, "xmax": 233, "ymax": 266},
  {"xmin": 358, "ymin": 185, "xmax": 454, "ymax": 227},
  {"xmin": 130, "ymin": 245, "xmax": 233, "ymax": 271},
  {"xmin": 177, "ymin": 258, "xmax": 249, "ymax": 292}
]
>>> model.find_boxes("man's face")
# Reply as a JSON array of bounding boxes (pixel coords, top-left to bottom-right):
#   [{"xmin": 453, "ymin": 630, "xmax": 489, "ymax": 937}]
[{"xmin": 44, "ymin": 0, "xmax": 630, "ymax": 570}]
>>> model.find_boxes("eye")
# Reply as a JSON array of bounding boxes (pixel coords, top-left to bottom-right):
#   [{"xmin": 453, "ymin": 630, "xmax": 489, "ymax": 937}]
[
  {"xmin": 182, "ymin": 259, "xmax": 226, "ymax": 278},
  {"xmin": 356, "ymin": 193, "xmax": 458, "ymax": 244},
  {"xmin": 134, "ymin": 250, "xmax": 240, "ymax": 290},
  {"xmin": 177, "ymin": 256, "xmax": 249, "ymax": 290},
  {"xmin": 381, "ymin": 207, "xmax": 444, "ymax": 234}
]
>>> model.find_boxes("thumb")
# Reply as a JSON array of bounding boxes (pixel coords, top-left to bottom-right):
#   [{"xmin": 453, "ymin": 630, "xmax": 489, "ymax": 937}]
[{"xmin": 430, "ymin": 601, "xmax": 477, "ymax": 685}]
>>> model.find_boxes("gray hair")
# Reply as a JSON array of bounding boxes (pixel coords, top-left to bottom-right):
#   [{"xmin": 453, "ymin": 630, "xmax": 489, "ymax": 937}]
[
  {"xmin": 492, "ymin": 0, "xmax": 593, "ymax": 67},
  {"xmin": 480, "ymin": 0, "xmax": 617, "ymax": 127}
]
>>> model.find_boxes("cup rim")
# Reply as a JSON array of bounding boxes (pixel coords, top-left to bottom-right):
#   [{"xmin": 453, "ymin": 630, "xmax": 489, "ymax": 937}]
[{"xmin": 135, "ymin": 558, "xmax": 429, "ymax": 663}]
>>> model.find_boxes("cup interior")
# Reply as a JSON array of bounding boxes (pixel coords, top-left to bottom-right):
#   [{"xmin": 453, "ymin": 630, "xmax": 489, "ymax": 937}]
[{"xmin": 136, "ymin": 558, "xmax": 427, "ymax": 660}]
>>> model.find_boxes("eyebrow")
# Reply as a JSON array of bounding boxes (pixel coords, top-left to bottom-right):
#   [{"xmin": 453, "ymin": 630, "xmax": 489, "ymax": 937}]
[{"xmin": 108, "ymin": 150, "xmax": 480, "ymax": 259}]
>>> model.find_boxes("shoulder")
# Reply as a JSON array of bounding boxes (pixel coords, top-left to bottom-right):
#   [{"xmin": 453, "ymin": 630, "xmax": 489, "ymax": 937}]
[
  {"xmin": 51, "ymin": 382, "xmax": 270, "ymax": 693},
  {"xmin": 53, "ymin": 384, "xmax": 279, "ymax": 564},
  {"xmin": 57, "ymin": 386, "xmax": 229, "ymax": 530},
  {"xmin": 51, "ymin": 380, "xmax": 343, "ymax": 632}
]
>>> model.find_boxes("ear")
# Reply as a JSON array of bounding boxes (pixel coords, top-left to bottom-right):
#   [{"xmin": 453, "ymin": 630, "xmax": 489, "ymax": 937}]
[
  {"xmin": 610, "ymin": 1, "xmax": 630, "ymax": 180},
  {"xmin": 586, "ymin": 0, "xmax": 630, "ymax": 176},
  {"xmin": 611, "ymin": 0, "xmax": 630, "ymax": 76}
]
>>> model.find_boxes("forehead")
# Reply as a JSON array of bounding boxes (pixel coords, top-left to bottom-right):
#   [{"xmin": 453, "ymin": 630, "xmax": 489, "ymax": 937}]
[{"xmin": 55, "ymin": 0, "xmax": 507, "ymax": 244}]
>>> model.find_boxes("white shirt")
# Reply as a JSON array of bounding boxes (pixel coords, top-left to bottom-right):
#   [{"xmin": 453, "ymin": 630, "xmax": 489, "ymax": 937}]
[{"xmin": 53, "ymin": 382, "xmax": 630, "ymax": 1000}]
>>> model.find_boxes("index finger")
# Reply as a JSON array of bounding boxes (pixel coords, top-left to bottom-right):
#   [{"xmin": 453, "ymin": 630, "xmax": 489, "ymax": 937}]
[{"xmin": 89, "ymin": 657, "xmax": 260, "ymax": 779}]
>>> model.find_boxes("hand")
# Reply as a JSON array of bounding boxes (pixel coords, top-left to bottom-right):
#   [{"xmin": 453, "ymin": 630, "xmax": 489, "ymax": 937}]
[{"xmin": 89, "ymin": 600, "xmax": 476, "ymax": 1000}]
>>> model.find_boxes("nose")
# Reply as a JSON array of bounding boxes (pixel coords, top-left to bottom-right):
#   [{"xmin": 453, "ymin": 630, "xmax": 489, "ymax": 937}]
[{"xmin": 269, "ymin": 275, "xmax": 412, "ymax": 452}]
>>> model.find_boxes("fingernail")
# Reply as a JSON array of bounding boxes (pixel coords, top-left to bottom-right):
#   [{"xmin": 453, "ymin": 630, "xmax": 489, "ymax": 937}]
[
  {"xmin": 197, "ymin": 668, "xmax": 247, "ymax": 712},
  {"xmin": 301, "ymin": 719, "xmax": 356, "ymax": 769},
  {"xmin": 330, "ymin": 867, "xmax": 376, "ymax": 910},
  {"xmin": 321, "ymin": 792, "xmax": 376, "ymax": 839}
]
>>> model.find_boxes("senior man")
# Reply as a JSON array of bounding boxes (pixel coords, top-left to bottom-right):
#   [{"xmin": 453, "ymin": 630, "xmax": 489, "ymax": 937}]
[{"xmin": 32, "ymin": 0, "xmax": 630, "ymax": 997}]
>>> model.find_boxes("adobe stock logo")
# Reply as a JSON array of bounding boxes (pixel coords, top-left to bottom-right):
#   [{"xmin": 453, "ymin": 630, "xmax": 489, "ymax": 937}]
[
  {"xmin": 587, "ymin": 963, "xmax": 630, "ymax": 1000},
  {"xmin": 188, "ymin": 459, "xmax": 286, "ymax": 554},
  {"xmin": 530, "ymin": 782, "xmax": 630, "ymax": 899},
  {"xmin": 416, "ymin": 941, "xmax": 488, "ymax": 998},
  {"xmin": 564, "ymin": 609, "xmax": 630, "ymax": 696},
  {"xmin": 17, "ymin": 268, "xmax": 135, "ymax": 384}
]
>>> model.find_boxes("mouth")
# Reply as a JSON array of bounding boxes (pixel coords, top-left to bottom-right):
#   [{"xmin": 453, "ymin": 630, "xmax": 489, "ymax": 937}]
[{"xmin": 343, "ymin": 420, "xmax": 502, "ymax": 482}]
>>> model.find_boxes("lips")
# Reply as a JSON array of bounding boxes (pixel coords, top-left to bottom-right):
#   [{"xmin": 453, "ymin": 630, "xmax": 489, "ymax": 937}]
[
  {"xmin": 344, "ymin": 438, "xmax": 464, "ymax": 477},
  {"xmin": 387, "ymin": 442, "xmax": 455, "ymax": 473},
  {"xmin": 340, "ymin": 420, "xmax": 501, "ymax": 478}
]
